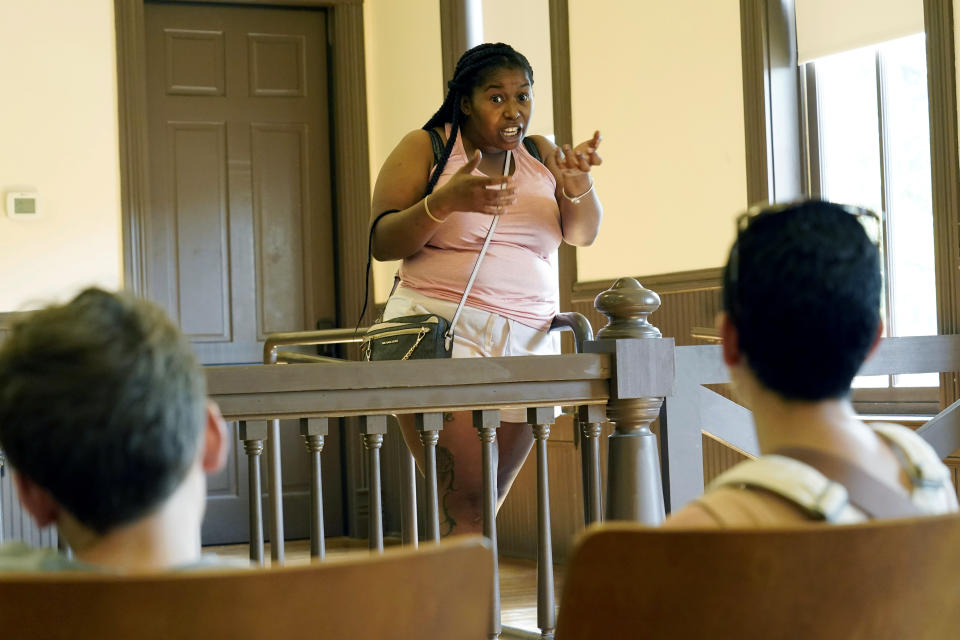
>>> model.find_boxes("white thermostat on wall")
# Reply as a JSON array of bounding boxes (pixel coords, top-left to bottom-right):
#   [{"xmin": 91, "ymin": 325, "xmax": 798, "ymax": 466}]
[{"xmin": 6, "ymin": 192, "xmax": 41, "ymax": 219}]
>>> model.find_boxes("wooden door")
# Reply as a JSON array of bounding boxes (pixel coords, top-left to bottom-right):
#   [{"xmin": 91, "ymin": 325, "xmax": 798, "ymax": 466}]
[{"xmin": 144, "ymin": 2, "xmax": 342, "ymax": 544}]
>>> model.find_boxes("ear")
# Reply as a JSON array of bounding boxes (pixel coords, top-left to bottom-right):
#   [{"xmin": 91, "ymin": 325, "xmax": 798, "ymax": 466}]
[
  {"xmin": 718, "ymin": 312, "xmax": 741, "ymax": 367},
  {"xmin": 460, "ymin": 94, "xmax": 472, "ymax": 117},
  {"xmin": 13, "ymin": 473, "xmax": 59, "ymax": 528},
  {"xmin": 864, "ymin": 319, "xmax": 884, "ymax": 361},
  {"xmin": 201, "ymin": 401, "xmax": 229, "ymax": 473}
]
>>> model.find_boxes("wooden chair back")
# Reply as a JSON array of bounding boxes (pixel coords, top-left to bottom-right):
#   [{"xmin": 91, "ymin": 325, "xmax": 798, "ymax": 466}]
[
  {"xmin": 556, "ymin": 515, "xmax": 960, "ymax": 640},
  {"xmin": 0, "ymin": 535, "xmax": 492, "ymax": 640}
]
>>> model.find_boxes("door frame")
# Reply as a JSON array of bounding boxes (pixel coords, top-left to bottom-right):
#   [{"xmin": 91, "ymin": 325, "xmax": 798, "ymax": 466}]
[{"xmin": 114, "ymin": 0, "xmax": 370, "ymax": 331}]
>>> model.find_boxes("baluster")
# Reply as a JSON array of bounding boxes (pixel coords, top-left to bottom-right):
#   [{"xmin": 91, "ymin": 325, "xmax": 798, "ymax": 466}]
[
  {"xmin": 397, "ymin": 416, "xmax": 418, "ymax": 548},
  {"xmin": 300, "ymin": 417, "xmax": 327, "ymax": 560},
  {"xmin": 579, "ymin": 404, "xmax": 606, "ymax": 525},
  {"xmin": 360, "ymin": 415, "xmax": 388, "ymax": 552},
  {"xmin": 238, "ymin": 420, "xmax": 268, "ymax": 565},
  {"xmin": 416, "ymin": 412, "xmax": 445, "ymax": 543},
  {"xmin": 528, "ymin": 407, "xmax": 556, "ymax": 640},
  {"xmin": 592, "ymin": 277, "xmax": 667, "ymax": 524},
  {"xmin": 474, "ymin": 409, "xmax": 502, "ymax": 640},
  {"xmin": 266, "ymin": 418, "xmax": 286, "ymax": 563}
]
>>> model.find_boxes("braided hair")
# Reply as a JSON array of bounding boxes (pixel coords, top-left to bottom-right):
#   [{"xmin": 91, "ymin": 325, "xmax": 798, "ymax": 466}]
[{"xmin": 422, "ymin": 43, "xmax": 534, "ymax": 195}]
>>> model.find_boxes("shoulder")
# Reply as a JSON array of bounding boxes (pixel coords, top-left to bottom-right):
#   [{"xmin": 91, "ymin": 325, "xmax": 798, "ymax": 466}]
[
  {"xmin": 173, "ymin": 553, "xmax": 252, "ymax": 572},
  {"xmin": 526, "ymin": 134, "xmax": 556, "ymax": 160},
  {"xmin": 374, "ymin": 129, "xmax": 439, "ymax": 196},
  {"xmin": 693, "ymin": 485, "xmax": 813, "ymax": 526},
  {"xmin": 393, "ymin": 129, "xmax": 437, "ymax": 157},
  {"xmin": 662, "ymin": 501, "xmax": 724, "ymax": 528},
  {"xmin": 0, "ymin": 542, "xmax": 89, "ymax": 572},
  {"xmin": 870, "ymin": 422, "xmax": 953, "ymax": 483}
]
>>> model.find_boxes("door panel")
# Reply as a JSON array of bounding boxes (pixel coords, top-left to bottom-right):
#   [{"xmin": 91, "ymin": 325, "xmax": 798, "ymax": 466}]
[
  {"xmin": 169, "ymin": 121, "xmax": 231, "ymax": 340},
  {"xmin": 251, "ymin": 123, "xmax": 308, "ymax": 337},
  {"xmin": 145, "ymin": 2, "xmax": 341, "ymax": 545}
]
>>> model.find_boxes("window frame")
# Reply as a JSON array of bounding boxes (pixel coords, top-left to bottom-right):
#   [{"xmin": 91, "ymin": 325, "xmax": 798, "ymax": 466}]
[
  {"xmin": 741, "ymin": 0, "xmax": 960, "ymax": 416},
  {"xmin": 800, "ymin": 45, "xmax": 939, "ymax": 414}
]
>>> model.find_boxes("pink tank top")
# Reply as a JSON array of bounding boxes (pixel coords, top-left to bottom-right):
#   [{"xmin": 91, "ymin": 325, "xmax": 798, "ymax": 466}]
[{"xmin": 399, "ymin": 126, "xmax": 561, "ymax": 330}]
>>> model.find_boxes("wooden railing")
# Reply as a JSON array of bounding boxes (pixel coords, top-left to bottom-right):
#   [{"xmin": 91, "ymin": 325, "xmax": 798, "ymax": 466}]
[
  {"xmin": 661, "ymin": 334, "xmax": 960, "ymax": 511},
  {"xmin": 207, "ymin": 277, "xmax": 674, "ymax": 640}
]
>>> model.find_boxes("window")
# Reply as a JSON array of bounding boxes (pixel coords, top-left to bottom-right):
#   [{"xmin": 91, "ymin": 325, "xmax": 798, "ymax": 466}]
[{"xmin": 802, "ymin": 33, "xmax": 938, "ymax": 409}]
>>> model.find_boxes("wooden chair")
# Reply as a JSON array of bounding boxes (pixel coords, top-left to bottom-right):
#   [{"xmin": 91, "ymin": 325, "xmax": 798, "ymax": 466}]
[
  {"xmin": 556, "ymin": 515, "xmax": 960, "ymax": 640},
  {"xmin": 0, "ymin": 535, "xmax": 492, "ymax": 640}
]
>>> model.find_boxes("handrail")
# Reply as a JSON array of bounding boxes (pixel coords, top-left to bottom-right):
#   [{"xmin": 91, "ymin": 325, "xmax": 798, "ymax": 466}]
[
  {"xmin": 550, "ymin": 312, "xmax": 594, "ymax": 354},
  {"xmin": 209, "ymin": 354, "xmax": 616, "ymax": 420},
  {"xmin": 275, "ymin": 351, "xmax": 347, "ymax": 365},
  {"xmin": 263, "ymin": 327, "xmax": 367, "ymax": 364},
  {"xmin": 664, "ymin": 334, "xmax": 960, "ymax": 513}
]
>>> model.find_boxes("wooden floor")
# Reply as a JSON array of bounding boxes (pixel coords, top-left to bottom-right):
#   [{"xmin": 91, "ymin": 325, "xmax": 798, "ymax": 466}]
[{"xmin": 206, "ymin": 537, "xmax": 564, "ymax": 636}]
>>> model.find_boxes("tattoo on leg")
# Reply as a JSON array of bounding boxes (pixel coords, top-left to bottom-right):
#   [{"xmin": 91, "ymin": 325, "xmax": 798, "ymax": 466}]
[{"xmin": 436, "ymin": 444, "xmax": 457, "ymax": 536}]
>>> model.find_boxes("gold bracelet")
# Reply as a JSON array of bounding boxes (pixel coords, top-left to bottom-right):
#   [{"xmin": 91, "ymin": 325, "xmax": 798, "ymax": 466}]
[
  {"xmin": 562, "ymin": 181, "xmax": 595, "ymax": 204},
  {"xmin": 423, "ymin": 195, "xmax": 444, "ymax": 223}
]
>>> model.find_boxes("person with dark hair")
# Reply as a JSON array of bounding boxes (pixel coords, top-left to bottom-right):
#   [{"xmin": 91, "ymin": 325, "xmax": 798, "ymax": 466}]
[
  {"xmin": 369, "ymin": 42, "xmax": 604, "ymax": 534},
  {"xmin": 0, "ymin": 288, "xmax": 230, "ymax": 570},
  {"xmin": 665, "ymin": 200, "xmax": 958, "ymax": 527}
]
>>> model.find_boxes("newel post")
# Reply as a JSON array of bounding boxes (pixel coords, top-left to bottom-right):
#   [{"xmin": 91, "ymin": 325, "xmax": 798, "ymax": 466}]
[{"xmin": 586, "ymin": 278, "xmax": 675, "ymax": 524}]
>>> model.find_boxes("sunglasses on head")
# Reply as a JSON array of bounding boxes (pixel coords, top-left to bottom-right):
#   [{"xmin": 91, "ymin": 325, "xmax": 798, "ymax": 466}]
[{"xmin": 727, "ymin": 201, "xmax": 881, "ymax": 320}]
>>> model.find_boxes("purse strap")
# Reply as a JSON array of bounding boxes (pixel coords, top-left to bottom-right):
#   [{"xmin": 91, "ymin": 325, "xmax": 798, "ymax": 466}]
[
  {"xmin": 444, "ymin": 149, "xmax": 512, "ymax": 349},
  {"xmin": 775, "ymin": 446, "xmax": 924, "ymax": 519}
]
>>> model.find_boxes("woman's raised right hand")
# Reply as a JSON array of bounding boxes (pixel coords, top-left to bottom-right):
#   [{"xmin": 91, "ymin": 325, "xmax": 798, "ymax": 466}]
[{"xmin": 430, "ymin": 150, "xmax": 518, "ymax": 219}]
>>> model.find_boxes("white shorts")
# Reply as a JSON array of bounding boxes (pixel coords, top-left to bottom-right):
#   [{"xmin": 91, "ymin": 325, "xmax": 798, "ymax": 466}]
[{"xmin": 382, "ymin": 286, "xmax": 560, "ymax": 423}]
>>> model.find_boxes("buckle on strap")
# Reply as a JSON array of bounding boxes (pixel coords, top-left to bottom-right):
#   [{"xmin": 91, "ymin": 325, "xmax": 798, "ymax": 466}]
[{"xmin": 810, "ymin": 481, "xmax": 849, "ymax": 522}]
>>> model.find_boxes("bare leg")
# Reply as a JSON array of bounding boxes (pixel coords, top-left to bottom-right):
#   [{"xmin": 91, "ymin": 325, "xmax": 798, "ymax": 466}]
[{"xmin": 399, "ymin": 413, "xmax": 534, "ymax": 536}]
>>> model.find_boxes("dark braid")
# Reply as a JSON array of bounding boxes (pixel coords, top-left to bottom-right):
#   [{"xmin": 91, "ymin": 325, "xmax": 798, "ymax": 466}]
[{"xmin": 422, "ymin": 43, "xmax": 534, "ymax": 196}]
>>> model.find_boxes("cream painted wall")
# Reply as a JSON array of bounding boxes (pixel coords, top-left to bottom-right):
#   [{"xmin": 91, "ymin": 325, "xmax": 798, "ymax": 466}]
[
  {"xmin": 569, "ymin": 0, "xmax": 747, "ymax": 281},
  {"xmin": 0, "ymin": 0, "xmax": 122, "ymax": 312},
  {"xmin": 364, "ymin": 0, "xmax": 443, "ymax": 304},
  {"xmin": 482, "ymin": 0, "xmax": 555, "ymax": 138}
]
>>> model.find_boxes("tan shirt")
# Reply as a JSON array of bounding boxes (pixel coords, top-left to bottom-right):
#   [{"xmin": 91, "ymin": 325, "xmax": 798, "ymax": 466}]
[{"xmin": 665, "ymin": 422, "xmax": 959, "ymax": 528}]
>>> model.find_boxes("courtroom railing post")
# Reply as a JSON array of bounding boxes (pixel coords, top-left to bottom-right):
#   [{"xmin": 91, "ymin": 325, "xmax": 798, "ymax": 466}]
[
  {"xmin": 578, "ymin": 404, "xmax": 606, "ymax": 525},
  {"xmin": 300, "ymin": 417, "xmax": 328, "ymax": 560},
  {"xmin": 239, "ymin": 420, "xmax": 268, "ymax": 565},
  {"xmin": 587, "ymin": 277, "xmax": 674, "ymax": 524},
  {"xmin": 474, "ymin": 408, "xmax": 502, "ymax": 639},
  {"xmin": 527, "ymin": 406, "xmax": 557, "ymax": 639},
  {"xmin": 416, "ymin": 412, "xmax": 445, "ymax": 543},
  {"xmin": 360, "ymin": 415, "xmax": 389, "ymax": 553}
]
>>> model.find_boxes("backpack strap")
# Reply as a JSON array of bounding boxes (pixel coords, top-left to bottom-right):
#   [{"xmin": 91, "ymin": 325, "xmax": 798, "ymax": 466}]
[
  {"xmin": 775, "ymin": 446, "xmax": 924, "ymax": 520},
  {"xmin": 427, "ymin": 128, "xmax": 445, "ymax": 166},
  {"xmin": 522, "ymin": 137, "xmax": 543, "ymax": 163}
]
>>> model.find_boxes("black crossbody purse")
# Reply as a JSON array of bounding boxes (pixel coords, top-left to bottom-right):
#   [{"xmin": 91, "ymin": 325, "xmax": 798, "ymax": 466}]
[{"xmin": 362, "ymin": 148, "xmax": 514, "ymax": 362}]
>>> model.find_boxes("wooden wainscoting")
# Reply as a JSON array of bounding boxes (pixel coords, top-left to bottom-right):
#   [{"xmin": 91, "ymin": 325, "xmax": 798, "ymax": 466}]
[{"xmin": 570, "ymin": 268, "xmax": 724, "ymax": 348}]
